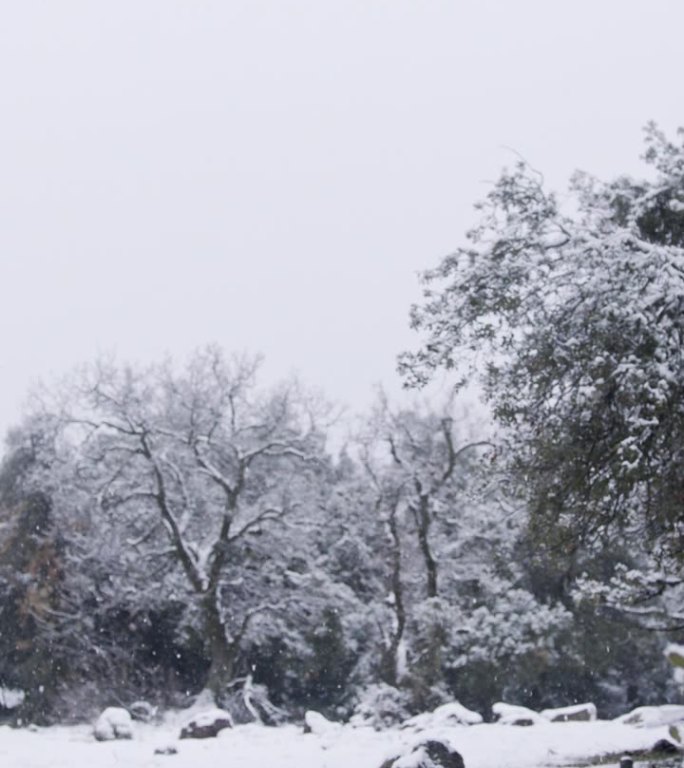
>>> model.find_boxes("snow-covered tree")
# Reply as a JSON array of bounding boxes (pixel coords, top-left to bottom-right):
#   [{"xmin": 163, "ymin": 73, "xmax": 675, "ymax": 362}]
[
  {"xmin": 357, "ymin": 397, "xmax": 569, "ymax": 712},
  {"xmin": 0, "ymin": 453, "xmax": 63, "ymax": 721},
  {"xmin": 16, "ymin": 348, "xmax": 327, "ymax": 706},
  {"xmin": 400, "ymin": 124, "xmax": 684, "ymax": 623}
]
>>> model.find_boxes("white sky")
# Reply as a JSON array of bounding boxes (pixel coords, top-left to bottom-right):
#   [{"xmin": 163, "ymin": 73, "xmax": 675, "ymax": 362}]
[{"xmin": 1, "ymin": 0, "xmax": 683, "ymax": 442}]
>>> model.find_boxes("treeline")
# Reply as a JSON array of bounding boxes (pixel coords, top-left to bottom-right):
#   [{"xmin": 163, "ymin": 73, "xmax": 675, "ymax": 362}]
[{"xmin": 0, "ymin": 349, "xmax": 674, "ymax": 724}]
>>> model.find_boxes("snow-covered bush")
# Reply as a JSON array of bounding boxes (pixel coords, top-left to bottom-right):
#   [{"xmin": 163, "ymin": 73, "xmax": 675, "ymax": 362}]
[
  {"xmin": 350, "ymin": 684, "xmax": 413, "ymax": 729},
  {"xmin": 449, "ymin": 589, "xmax": 571, "ymax": 669}
]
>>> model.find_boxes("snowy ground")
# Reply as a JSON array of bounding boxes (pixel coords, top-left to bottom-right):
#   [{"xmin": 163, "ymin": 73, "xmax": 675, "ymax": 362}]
[{"xmin": 0, "ymin": 714, "xmax": 677, "ymax": 768}]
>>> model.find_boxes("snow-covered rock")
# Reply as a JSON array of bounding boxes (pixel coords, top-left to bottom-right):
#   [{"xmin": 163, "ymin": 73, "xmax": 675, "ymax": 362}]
[
  {"xmin": 651, "ymin": 738, "xmax": 680, "ymax": 755},
  {"xmin": 94, "ymin": 707, "xmax": 134, "ymax": 741},
  {"xmin": 402, "ymin": 702, "xmax": 483, "ymax": 732},
  {"xmin": 540, "ymin": 703, "xmax": 596, "ymax": 723},
  {"xmin": 383, "ymin": 739, "xmax": 465, "ymax": 768},
  {"xmin": 304, "ymin": 710, "xmax": 341, "ymax": 735},
  {"xmin": 616, "ymin": 705, "xmax": 684, "ymax": 728},
  {"xmin": 154, "ymin": 744, "xmax": 179, "ymax": 755},
  {"xmin": 492, "ymin": 702, "xmax": 545, "ymax": 726},
  {"xmin": 179, "ymin": 708, "xmax": 233, "ymax": 739}
]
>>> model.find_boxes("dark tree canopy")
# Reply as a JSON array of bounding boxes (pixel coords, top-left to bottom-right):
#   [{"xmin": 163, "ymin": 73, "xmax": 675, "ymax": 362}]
[{"xmin": 400, "ymin": 125, "xmax": 684, "ymax": 593}]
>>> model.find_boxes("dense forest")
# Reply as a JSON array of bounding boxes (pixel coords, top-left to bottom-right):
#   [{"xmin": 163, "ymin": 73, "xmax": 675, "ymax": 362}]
[{"xmin": 1, "ymin": 124, "xmax": 683, "ymax": 725}]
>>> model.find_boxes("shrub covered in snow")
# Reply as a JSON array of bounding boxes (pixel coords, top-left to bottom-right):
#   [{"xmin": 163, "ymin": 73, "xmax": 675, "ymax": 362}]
[{"xmin": 351, "ymin": 684, "xmax": 414, "ymax": 729}]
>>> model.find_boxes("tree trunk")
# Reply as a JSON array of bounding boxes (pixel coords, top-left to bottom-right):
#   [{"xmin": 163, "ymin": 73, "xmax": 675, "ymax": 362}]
[
  {"xmin": 381, "ymin": 504, "xmax": 406, "ymax": 686},
  {"xmin": 202, "ymin": 592, "xmax": 237, "ymax": 703},
  {"xmin": 416, "ymin": 495, "xmax": 438, "ymax": 598}
]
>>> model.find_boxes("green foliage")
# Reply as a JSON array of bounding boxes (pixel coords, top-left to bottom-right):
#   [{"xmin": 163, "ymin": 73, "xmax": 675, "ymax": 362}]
[{"xmin": 401, "ymin": 124, "xmax": 684, "ymax": 620}]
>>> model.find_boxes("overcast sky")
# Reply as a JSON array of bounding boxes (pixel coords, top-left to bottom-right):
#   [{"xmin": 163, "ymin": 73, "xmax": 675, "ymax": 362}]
[{"xmin": 1, "ymin": 1, "xmax": 682, "ymax": 441}]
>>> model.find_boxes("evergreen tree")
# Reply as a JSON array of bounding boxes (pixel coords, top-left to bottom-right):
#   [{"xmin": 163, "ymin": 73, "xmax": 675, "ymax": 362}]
[{"xmin": 401, "ymin": 124, "xmax": 684, "ymax": 624}]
